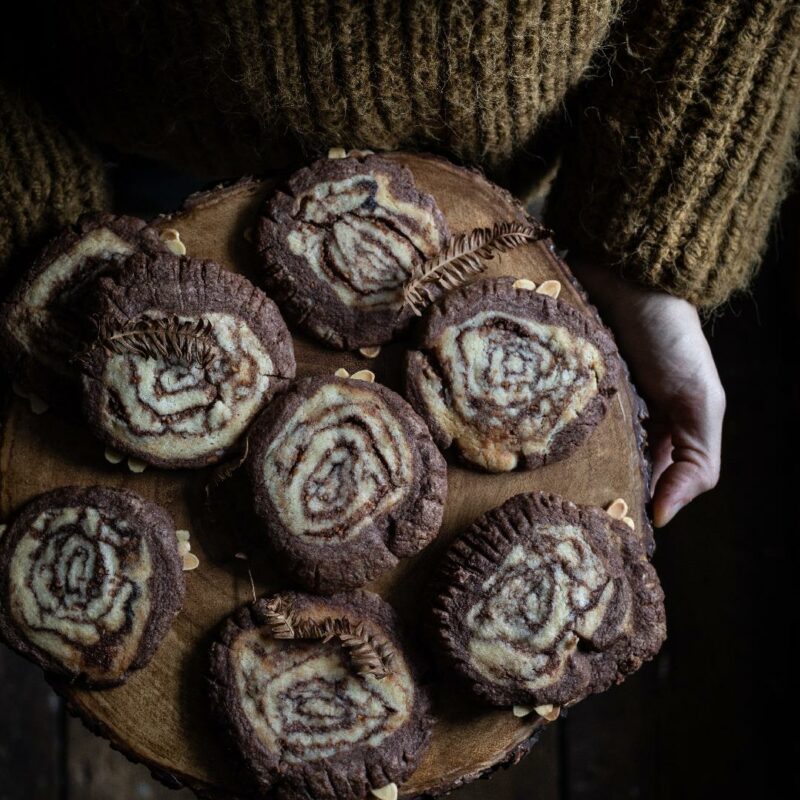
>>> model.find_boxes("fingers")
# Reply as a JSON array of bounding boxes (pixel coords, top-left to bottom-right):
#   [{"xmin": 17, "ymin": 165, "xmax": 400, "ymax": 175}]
[
  {"xmin": 646, "ymin": 421, "xmax": 673, "ymax": 493},
  {"xmin": 652, "ymin": 385, "xmax": 725, "ymax": 527}
]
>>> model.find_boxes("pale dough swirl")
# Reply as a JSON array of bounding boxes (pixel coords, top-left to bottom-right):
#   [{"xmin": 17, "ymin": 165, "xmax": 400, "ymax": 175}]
[
  {"xmin": 262, "ymin": 382, "xmax": 413, "ymax": 543},
  {"xmin": 465, "ymin": 526, "xmax": 624, "ymax": 692},
  {"xmin": 8, "ymin": 505, "xmax": 152, "ymax": 680},
  {"xmin": 101, "ymin": 312, "xmax": 277, "ymax": 463},
  {"xmin": 233, "ymin": 633, "xmax": 414, "ymax": 765}
]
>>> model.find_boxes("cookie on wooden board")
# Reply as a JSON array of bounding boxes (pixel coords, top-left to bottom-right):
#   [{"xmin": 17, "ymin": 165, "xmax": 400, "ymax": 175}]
[
  {"xmin": 255, "ymin": 154, "xmax": 449, "ymax": 349},
  {"xmin": 247, "ymin": 375, "xmax": 447, "ymax": 593},
  {"xmin": 432, "ymin": 492, "xmax": 666, "ymax": 708},
  {"xmin": 79, "ymin": 253, "xmax": 296, "ymax": 469},
  {"xmin": 0, "ymin": 486, "xmax": 185, "ymax": 688},
  {"xmin": 209, "ymin": 590, "xmax": 432, "ymax": 800},
  {"xmin": 0, "ymin": 213, "xmax": 168, "ymax": 405},
  {"xmin": 404, "ymin": 276, "xmax": 620, "ymax": 472}
]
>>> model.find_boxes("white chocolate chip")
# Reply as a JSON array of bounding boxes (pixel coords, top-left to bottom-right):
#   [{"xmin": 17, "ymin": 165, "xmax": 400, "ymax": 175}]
[
  {"xmin": 104, "ymin": 447, "xmax": 124, "ymax": 465},
  {"xmin": 160, "ymin": 228, "xmax": 187, "ymax": 256},
  {"xmin": 512, "ymin": 705, "xmax": 534, "ymax": 718},
  {"xmin": 535, "ymin": 704, "xmax": 561, "ymax": 721},
  {"xmin": 127, "ymin": 458, "xmax": 148, "ymax": 473},
  {"xmin": 369, "ymin": 784, "xmax": 398, "ymax": 800},
  {"xmin": 359, "ymin": 346, "xmax": 381, "ymax": 358},
  {"xmin": 11, "ymin": 381, "xmax": 29, "ymax": 399},
  {"xmin": 605, "ymin": 498, "xmax": 628, "ymax": 520},
  {"xmin": 328, "ymin": 147, "xmax": 347, "ymax": 159},
  {"xmin": 512, "ymin": 278, "xmax": 538, "ymax": 291},
  {"xmin": 234, "ymin": 552, "xmax": 248, "ymax": 560},
  {"xmin": 334, "ymin": 367, "xmax": 350, "ymax": 378},
  {"xmin": 177, "ymin": 541, "xmax": 192, "ymax": 557},
  {"xmin": 182, "ymin": 552, "xmax": 200, "ymax": 571},
  {"xmin": 536, "ymin": 280, "xmax": 562, "ymax": 299},
  {"xmin": 176, "ymin": 529, "xmax": 191, "ymax": 542},
  {"xmin": 622, "ymin": 516, "xmax": 636, "ymax": 530},
  {"xmin": 350, "ymin": 369, "xmax": 376, "ymax": 383},
  {"xmin": 29, "ymin": 394, "xmax": 49, "ymax": 415}
]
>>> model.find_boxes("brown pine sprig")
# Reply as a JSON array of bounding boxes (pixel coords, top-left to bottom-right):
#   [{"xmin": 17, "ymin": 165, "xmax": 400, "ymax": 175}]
[
  {"xmin": 263, "ymin": 598, "xmax": 394, "ymax": 679},
  {"xmin": 97, "ymin": 315, "xmax": 218, "ymax": 369},
  {"xmin": 263, "ymin": 596, "xmax": 296, "ymax": 639},
  {"xmin": 320, "ymin": 617, "xmax": 395, "ymax": 680},
  {"xmin": 403, "ymin": 221, "xmax": 551, "ymax": 315}
]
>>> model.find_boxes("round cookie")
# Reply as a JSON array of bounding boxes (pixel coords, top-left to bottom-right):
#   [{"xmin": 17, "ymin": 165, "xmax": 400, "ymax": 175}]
[
  {"xmin": 255, "ymin": 154, "xmax": 449, "ymax": 349},
  {"xmin": 0, "ymin": 485, "xmax": 184, "ymax": 687},
  {"xmin": 0, "ymin": 213, "xmax": 168, "ymax": 405},
  {"xmin": 432, "ymin": 492, "xmax": 666, "ymax": 708},
  {"xmin": 80, "ymin": 253, "xmax": 296, "ymax": 469},
  {"xmin": 209, "ymin": 590, "xmax": 432, "ymax": 800},
  {"xmin": 404, "ymin": 276, "xmax": 621, "ymax": 472},
  {"xmin": 247, "ymin": 375, "xmax": 447, "ymax": 593}
]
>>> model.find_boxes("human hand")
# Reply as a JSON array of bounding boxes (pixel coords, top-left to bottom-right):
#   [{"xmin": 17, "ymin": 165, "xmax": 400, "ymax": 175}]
[{"xmin": 568, "ymin": 259, "xmax": 725, "ymax": 527}]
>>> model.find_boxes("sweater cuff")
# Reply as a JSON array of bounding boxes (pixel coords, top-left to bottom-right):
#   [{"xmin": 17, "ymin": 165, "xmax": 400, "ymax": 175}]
[
  {"xmin": 545, "ymin": 0, "xmax": 800, "ymax": 309},
  {"xmin": 0, "ymin": 81, "xmax": 110, "ymax": 283}
]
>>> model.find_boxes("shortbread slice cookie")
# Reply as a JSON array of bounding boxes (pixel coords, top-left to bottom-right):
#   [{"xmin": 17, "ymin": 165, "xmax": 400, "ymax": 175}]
[
  {"xmin": 80, "ymin": 254, "xmax": 296, "ymax": 469},
  {"xmin": 404, "ymin": 276, "xmax": 620, "ymax": 472},
  {"xmin": 433, "ymin": 492, "xmax": 666, "ymax": 707},
  {"xmin": 247, "ymin": 376, "xmax": 447, "ymax": 592},
  {"xmin": 0, "ymin": 486, "xmax": 184, "ymax": 687},
  {"xmin": 0, "ymin": 213, "xmax": 168, "ymax": 404},
  {"xmin": 210, "ymin": 591, "xmax": 432, "ymax": 800},
  {"xmin": 256, "ymin": 154, "xmax": 449, "ymax": 349}
]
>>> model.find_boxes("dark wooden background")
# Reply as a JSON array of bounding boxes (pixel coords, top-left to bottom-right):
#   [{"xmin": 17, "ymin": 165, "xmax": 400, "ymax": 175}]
[{"xmin": 1, "ymin": 161, "xmax": 796, "ymax": 800}]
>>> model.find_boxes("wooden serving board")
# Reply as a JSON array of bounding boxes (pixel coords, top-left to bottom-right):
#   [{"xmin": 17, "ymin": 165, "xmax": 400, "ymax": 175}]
[{"xmin": 0, "ymin": 154, "xmax": 651, "ymax": 798}]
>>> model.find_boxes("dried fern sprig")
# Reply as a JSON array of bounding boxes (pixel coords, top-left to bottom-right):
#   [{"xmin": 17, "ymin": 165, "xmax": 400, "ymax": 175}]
[
  {"xmin": 263, "ymin": 599, "xmax": 394, "ymax": 679},
  {"xmin": 263, "ymin": 597, "xmax": 296, "ymax": 639},
  {"xmin": 403, "ymin": 221, "xmax": 551, "ymax": 315},
  {"xmin": 98, "ymin": 315, "xmax": 219, "ymax": 369}
]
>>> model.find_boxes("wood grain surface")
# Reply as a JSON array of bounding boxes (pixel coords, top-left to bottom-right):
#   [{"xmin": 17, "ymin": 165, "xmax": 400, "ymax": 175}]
[{"xmin": 0, "ymin": 154, "xmax": 651, "ymax": 798}]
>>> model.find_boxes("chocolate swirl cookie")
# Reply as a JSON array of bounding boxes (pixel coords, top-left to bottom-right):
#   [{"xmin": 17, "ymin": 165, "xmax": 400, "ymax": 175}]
[
  {"xmin": 0, "ymin": 213, "xmax": 167, "ymax": 404},
  {"xmin": 247, "ymin": 376, "xmax": 447, "ymax": 592},
  {"xmin": 404, "ymin": 277, "xmax": 620, "ymax": 472},
  {"xmin": 0, "ymin": 486, "xmax": 184, "ymax": 687},
  {"xmin": 433, "ymin": 493, "xmax": 666, "ymax": 707},
  {"xmin": 256, "ymin": 154, "xmax": 449, "ymax": 349},
  {"xmin": 80, "ymin": 254, "xmax": 296, "ymax": 468},
  {"xmin": 210, "ymin": 591, "xmax": 432, "ymax": 800}
]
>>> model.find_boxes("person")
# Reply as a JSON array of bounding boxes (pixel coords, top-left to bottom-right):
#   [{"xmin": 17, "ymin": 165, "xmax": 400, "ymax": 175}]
[{"xmin": 1, "ymin": 1, "xmax": 797, "ymax": 526}]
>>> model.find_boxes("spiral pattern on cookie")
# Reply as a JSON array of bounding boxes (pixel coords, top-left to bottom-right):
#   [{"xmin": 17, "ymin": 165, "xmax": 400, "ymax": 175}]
[
  {"xmin": 465, "ymin": 524, "xmax": 626, "ymax": 692},
  {"xmin": 101, "ymin": 312, "xmax": 278, "ymax": 463},
  {"xmin": 414, "ymin": 308, "xmax": 608, "ymax": 471},
  {"xmin": 262, "ymin": 382, "xmax": 414, "ymax": 542},
  {"xmin": 285, "ymin": 170, "xmax": 445, "ymax": 310},
  {"xmin": 7, "ymin": 505, "xmax": 152, "ymax": 678},
  {"xmin": 234, "ymin": 635, "xmax": 414, "ymax": 764}
]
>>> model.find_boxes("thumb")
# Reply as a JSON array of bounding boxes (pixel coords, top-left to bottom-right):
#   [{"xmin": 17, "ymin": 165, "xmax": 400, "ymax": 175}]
[{"xmin": 652, "ymin": 392, "xmax": 725, "ymax": 527}]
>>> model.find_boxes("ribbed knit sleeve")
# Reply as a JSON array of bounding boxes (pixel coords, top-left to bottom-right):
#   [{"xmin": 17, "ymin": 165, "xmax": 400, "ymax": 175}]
[
  {"xmin": 0, "ymin": 81, "xmax": 109, "ymax": 282},
  {"xmin": 545, "ymin": 0, "xmax": 800, "ymax": 309}
]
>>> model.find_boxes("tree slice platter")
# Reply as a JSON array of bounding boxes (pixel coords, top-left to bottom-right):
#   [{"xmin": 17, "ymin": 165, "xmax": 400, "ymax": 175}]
[{"xmin": 0, "ymin": 153, "xmax": 651, "ymax": 798}]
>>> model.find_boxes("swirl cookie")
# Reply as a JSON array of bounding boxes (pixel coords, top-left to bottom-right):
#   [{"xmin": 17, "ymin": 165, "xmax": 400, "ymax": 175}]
[
  {"xmin": 404, "ymin": 277, "xmax": 620, "ymax": 472},
  {"xmin": 0, "ymin": 213, "xmax": 167, "ymax": 405},
  {"xmin": 210, "ymin": 590, "xmax": 432, "ymax": 800},
  {"xmin": 256, "ymin": 154, "xmax": 449, "ymax": 349},
  {"xmin": 0, "ymin": 486, "xmax": 184, "ymax": 687},
  {"xmin": 433, "ymin": 492, "xmax": 665, "ymax": 707},
  {"xmin": 80, "ymin": 253, "xmax": 296, "ymax": 469},
  {"xmin": 247, "ymin": 376, "xmax": 447, "ymax": 592}
]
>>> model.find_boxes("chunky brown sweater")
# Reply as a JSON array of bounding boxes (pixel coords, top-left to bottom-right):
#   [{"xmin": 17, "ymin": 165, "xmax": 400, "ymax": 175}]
[{"xmin": 1, "ymin": 0, "xmax": 798, "ymax": 307}]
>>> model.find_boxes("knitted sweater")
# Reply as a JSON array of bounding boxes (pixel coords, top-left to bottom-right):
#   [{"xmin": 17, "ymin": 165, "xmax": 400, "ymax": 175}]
[{"xmin": 1, "ymin": 0, "xmax": 798, "ymax": 307}]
